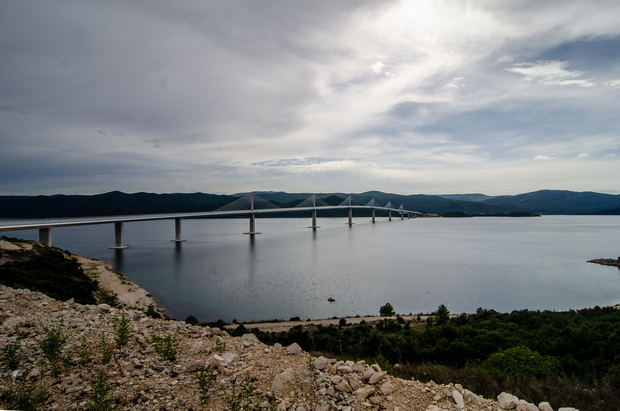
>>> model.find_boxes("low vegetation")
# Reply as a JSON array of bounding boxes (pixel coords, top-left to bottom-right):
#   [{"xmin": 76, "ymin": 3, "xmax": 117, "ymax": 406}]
[
  {"xmin": 237, "ymin": 304, "xmax": 620, "ymax": 411},
  {"xmin": 0, "ymin": 238, "xmax": 97, "ymax": 304}
]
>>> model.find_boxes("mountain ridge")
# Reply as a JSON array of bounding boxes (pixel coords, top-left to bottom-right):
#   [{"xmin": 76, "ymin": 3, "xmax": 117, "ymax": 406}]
[{"xmin": 0, "ymin": 189, "xmax": 618, "ymax": 218}]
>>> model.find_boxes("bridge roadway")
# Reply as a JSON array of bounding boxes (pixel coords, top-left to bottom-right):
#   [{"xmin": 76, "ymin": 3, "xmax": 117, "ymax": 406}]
[{"xmin": 0, "ymin": 204, "xmax": 420, "ymax": 249}]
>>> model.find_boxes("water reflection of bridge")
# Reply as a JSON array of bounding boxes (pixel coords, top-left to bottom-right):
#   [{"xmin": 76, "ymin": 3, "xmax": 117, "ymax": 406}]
[{"xmin": 0, "ymin": 193, "xmax": 420, "ymax": 248}]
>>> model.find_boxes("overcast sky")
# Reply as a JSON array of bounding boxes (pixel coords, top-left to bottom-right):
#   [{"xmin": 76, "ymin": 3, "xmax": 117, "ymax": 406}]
[{"xmin": 1, "ymin": 1, "xmax": 619, "ymax": 196}]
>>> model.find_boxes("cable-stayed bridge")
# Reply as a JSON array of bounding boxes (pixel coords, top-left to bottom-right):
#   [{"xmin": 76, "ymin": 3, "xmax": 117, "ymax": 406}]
[{"xmin": 0, "ymin": 193, "xmax": 420, "ymax": 248}]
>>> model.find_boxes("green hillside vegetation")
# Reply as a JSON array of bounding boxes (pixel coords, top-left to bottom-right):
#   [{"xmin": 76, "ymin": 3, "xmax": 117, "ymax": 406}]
[
  {"xmin": 0, "ymin": 239, "xmax": 97, "ymax": 304},
  {"xmin": 232, "ymin": 305, "xmax": 620, "ymax": 411}
]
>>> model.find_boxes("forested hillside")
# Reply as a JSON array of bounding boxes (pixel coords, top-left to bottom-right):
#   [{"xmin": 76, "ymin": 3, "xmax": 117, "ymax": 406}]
[{"xmin": 1, "ymin": 189, "xmax": 619, "ymax": 218}]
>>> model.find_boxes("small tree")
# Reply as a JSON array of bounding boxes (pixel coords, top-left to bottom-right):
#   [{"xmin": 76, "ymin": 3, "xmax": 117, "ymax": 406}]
[
  {"xmin": 435, "ymin": 304, "xmax": 450, "ymax": 325},
  {"xmin": 380, "ymin": 302, "xmax": 395, "ymax": 317}
]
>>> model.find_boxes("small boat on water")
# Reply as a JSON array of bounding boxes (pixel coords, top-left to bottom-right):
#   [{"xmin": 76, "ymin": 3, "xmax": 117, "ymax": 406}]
[{"xmin": 328, "ymin": 297, "xmax": 335, "ymax": 302}]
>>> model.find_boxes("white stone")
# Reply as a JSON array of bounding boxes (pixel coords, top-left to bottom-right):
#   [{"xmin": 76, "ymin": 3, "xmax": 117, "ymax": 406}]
[
  {"xmin": 518, "ymin": 400, "xmax": 539, "ymax": 411},
  {"xmin": 368, "ymin": 371, "xmax": 387, "ymax": 385},
  {"xmin": 286, "ymin": 342, "xmax": 302, "ymax": 354},
  {"xmin": 221, "ymin": 352, "xmax": 238, "ymax": 365},
  {"xmin": 353, "ymin": 386, "xmax": 375, "ymax": 401},
  {"xmin": 206, "ymin": 354, "xmax": 227, "ymax": 370},
  {"xmin": 335, "ymin": 379, "xmax": 352, "ymax": 392},
  {"xmin": 314, "ymin": 356, "xmax": 328, "ymax": 370},
  {"xmin": 272, "ymin": 367, "xmax": 295, "ymax": 392},
  {"xmin": 453, "ymin": 390, "xmax": 465, "ymax": 409},
  {"xmin": 464, "ymin": 389, "xmax": 482, "ymax": 402},
  {"xmin": 242, "ymin": 333, "xmax": 259, "ymax": 342},
  {"xmin": 498, "ymin": 392, "xmax": 520, "ymax": 409},
  {"xmin": 558, "ymin": 408, "xmax": 579, "ymax": 411},
  {"xmin": 538, "ymin": 402, "xmax": 554, "ymax": 411},
  {"xmin": 346, "ymin": 375, "xmax": 363, "ymax": 390},
  {"xmin": 380, "ymin": 381, "xmax": 395, "ymax": 395},
  {"xmin": 352, "ymin": 361, "xmax": 366, "ymax": 372},
  {"xmin": 97, "ymin": 303, "xmax": 112, "ymax": 313},
  {"xmin": 362, "ymin": 368, "xmax": 375, "ymax": 381},
  {"xmin": 329, "ymin": 375, "xmax": 342, "ymax": 385}
]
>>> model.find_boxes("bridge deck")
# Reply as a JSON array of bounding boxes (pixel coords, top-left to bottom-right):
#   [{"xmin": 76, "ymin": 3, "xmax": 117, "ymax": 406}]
[{"xmin": 0, "ymin": 205, "xmax": 420, "ymax": 232}]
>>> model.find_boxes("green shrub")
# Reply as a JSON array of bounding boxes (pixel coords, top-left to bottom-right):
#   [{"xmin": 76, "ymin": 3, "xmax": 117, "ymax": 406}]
[
  {"xmin": 379, "ymin": 302, "xmax": 395, "ymax": 316},
  {"xmin": 1, "ymin": 335, "xmax": 21, "ymax": 370},
  {"xmin": 0, "ymin": 375, "xmax": 48, "ymax": 410},
  {"xmin": 151, "ymin": 333, "xmax": 178, "ymax": 361},
  {"xmin": 185, "ymin": 315, "xmax": 199, "ymax": 325},
  {"xmin": 86, "ymin": 370, "xmax": 116, "ymax": 411},
  {"xmin": 113, "ymin": 311, "xmax": 131, "ymax": 349},
  {"xmin": 480, "ymin": 345, "xmax": 558, "ymax": 378},
  {"xmin": 37, "ymin": 320, "xmax": 71, "ymax": 376},
  {"xmin": 197, "ymin": 365, "xmax": 217, "ymax": 405}
]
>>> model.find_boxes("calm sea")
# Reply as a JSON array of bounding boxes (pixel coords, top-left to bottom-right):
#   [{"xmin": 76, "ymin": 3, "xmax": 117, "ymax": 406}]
[{"xmin": 3, "ymin": 215, "xmax": 619, "ymax": 322}]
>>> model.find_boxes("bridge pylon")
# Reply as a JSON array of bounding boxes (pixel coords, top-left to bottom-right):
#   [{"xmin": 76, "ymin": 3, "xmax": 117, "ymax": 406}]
[
  {"xmin": 243, "ymin": 192, "xmax": 262, "ymax": 236},
  {"xmin": 109, "ymin": 222, "xmax": 130, "ymax": 249}
]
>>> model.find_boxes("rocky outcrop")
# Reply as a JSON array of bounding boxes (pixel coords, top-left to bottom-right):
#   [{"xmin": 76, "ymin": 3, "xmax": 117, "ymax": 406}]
[{"xmin": 0, "ymin": 285, "xmax": 577, "ymax": 410}]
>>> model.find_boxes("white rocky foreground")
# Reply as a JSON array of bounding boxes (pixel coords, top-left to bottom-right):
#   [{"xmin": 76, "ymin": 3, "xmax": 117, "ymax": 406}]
[{"xmin": 0, "ymin": 285, "xmax": 578, "ymax": 410}]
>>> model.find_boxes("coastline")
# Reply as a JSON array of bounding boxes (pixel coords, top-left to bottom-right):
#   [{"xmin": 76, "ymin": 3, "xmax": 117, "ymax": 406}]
[{"xmin": 0, "ymin": 238, "xmax": 165, "ymax": 316}]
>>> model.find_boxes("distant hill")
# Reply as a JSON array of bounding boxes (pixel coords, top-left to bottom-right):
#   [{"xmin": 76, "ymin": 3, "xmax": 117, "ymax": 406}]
[
  {"xmin": 439, "ymin": 193, "xmax": 496, "ymax": 202},
  {"xmin": 480, "ymin": 190, "xmax": 620, "ymax": 214},
  {"xmin": 0, "ymin": 189, "xmax": 618, "ymax": 218},
  {"xmin": 0, "ymin": 192, "xmax": 237, "ymax": 218}
]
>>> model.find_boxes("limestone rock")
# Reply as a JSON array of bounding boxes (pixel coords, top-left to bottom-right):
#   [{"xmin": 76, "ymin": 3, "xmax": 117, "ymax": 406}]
[
  {"xmin": 380, "ymin": 381, "xmax": 395, "ymax": 395},
  {"xmin": 519, "ymin": 400, "xmax": 539, "ymax": 411},
  {"xmin": 453, "ymin": 389, "xmax": 465, "ymax": 409},
  {"xmin": 97, "ymin": 303, "xmax": 112, "ymax": 313},
  {"xmin": 272, "ymin": 367, "xmax": 295, "ymax": 392},
  {"xmin": 368, "ymin": 370, "xmax": 387, "ymax": 385},
  {"xmin": 314, "ymin": 356, "xmax": 328, "ymax": 370},
  {"xmin": 538, "ymin": 402, "xmax": 554, "ymax": 411},
  {"xmin": 286, "ymin": 342, "xmax": 302, "ymax": 355},
  {"xmin": 242, "ymin": 333, "xmax": 259, "ymax": 342},
  {"xmin": 335, "ymin": 379, "xmax": 352, "ymax": 392},
  {"xmin": 221, "ymin": 352, "xmax": 238, "ymax": 366},
  {"xmin": 354, "ymin": 386, "xmax": 375, "ymax": 401},
  {"xmin": 498, "ymin": 392, "xmax": 520, "ymax": 409}
]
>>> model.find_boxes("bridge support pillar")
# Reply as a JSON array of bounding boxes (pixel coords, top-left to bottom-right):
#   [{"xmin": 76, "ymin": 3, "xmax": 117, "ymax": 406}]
[
  {"xmin": 308, "ymin": 208, "xmax": 320, "ymax": 230},
  {"xmin": 39, "ymin": 228, "xmax": 52, "ymax": 247},
  {"xmin": 347, "ymin": 207, "xmax": 354, "ymax": 226},
  {"xmin": 371, "ymin": 208, "xmax": 376, "ymax": 223},
  {"xmin": 244, "ymin": 213, "xmax": 261, "ymax": 235},
  {"xmin": 171, "ymin": 218, "xmax": 186, "ymax": 242},
  {"xmin": 388, "ymin": 210, "xmax": 392, "ymax": 222},
  {"xmin": 400, "ymin": 211, "xmax": 404, "ymax": 220},
  {"xmin": 109, "ymin": 222, "xmax": 130, "ymax": 249}
]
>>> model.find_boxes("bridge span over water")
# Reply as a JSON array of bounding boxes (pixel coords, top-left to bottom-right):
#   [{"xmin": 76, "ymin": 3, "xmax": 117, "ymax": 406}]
[{"xmin": 0, "ymin": 193, "xmax": 420, "ymax": 248}]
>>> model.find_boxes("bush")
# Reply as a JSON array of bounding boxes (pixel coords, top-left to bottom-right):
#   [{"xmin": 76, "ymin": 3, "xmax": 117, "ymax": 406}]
[
  {"xmin": 37, "ymin": 320, "xmax": 71, "ymax": 376},
  {"xmin": 151, "ymin": 333, "xmax": 178, "ymax": 361},
  {"xmin": 480, "ymin": 345, "xmax": 559, "ymax": 378},
  {"xmin": 380, "ymin": 302, "xmax": 395, "ymax": 316}
]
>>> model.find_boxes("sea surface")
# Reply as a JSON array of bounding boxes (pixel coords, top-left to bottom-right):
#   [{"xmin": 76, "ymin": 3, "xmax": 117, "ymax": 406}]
[{"xmin": 3, "ymin": 215, "xmax": 619, "ymax": 322}]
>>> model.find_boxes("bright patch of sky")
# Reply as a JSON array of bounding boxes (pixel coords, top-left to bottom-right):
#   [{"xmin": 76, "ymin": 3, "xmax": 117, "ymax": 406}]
[{"xmin": 0, "ymin": 0, "xmax": 619, "ymax": 196}]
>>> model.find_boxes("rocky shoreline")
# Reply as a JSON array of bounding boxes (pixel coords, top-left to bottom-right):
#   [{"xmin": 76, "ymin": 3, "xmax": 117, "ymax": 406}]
[{"xmin": 0, "ymin": 284, "xmax": 580, "ymax": 410}]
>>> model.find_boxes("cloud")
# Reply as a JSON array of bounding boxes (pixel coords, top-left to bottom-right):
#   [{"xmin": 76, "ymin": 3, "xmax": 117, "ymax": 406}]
[
  {"xmin": 605, "ymin": 79, "xmax": 620, "ymax": 89},
  {"xmin": 1, "ymin": 1, "xmax": 620, "ymax": 196},
  {"xmin": 506, "ymin": 61, "xmax": 596, "ymax": 87},
  {"xmin": 534, "ymin": 154, "xmax": 556, "ymax": 161}
]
